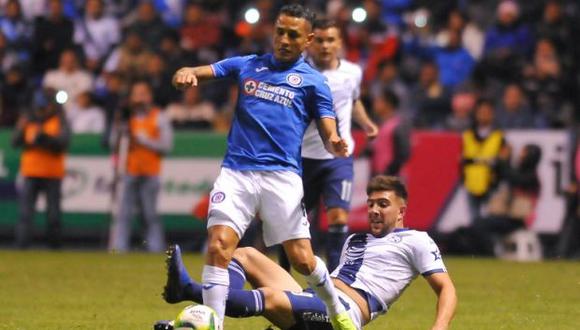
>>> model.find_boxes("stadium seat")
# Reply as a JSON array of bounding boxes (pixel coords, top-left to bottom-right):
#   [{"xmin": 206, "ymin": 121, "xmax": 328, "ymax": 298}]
[{"xmin": 494, "ymin": 229, "xmax": 543, "ymax": 261}]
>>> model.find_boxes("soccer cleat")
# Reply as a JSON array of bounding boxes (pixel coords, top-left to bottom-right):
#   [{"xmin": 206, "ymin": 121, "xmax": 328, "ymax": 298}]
[
  {"xmin": 162, "ymin": 244, "xmax": 192, "ymax": 303},
  {"xmin": 153, "ymin": 320, "xmax": 174, "ymax": 330},
  {"xmin": 329, "ymin": 311, "xmax": 357, "ymax": 330}
]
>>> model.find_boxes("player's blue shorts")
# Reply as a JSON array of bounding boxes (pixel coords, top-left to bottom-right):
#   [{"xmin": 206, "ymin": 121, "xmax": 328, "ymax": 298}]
[{"xmin": 302, "ymin": 156, "xmax": 354, "ymax": 212}]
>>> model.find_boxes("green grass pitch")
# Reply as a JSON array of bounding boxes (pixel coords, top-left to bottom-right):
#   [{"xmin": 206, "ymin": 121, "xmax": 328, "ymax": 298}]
[{"xmin": 0, "ymin": 250, "xmax": 579, "ymax": 329}]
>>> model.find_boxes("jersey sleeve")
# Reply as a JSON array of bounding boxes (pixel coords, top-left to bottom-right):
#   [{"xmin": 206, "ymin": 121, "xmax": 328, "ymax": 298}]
[
  {"xmin": 411, "ymin": 233, "xmax": 447, "ymax": 276},
  {"xmin": 308, "ymin": 75, "xmax": 335, "ymax": 119},
  {"xmin": 210, "ymin": 55, "xmax": 255, "ymax": 78}
]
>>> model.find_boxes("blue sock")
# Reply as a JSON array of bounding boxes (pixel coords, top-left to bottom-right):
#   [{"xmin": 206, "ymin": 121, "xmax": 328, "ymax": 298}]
[
  {"xmin": 182, "ymin": 258, "xmax": 247, "ymax": 301},
  {"xmin": 225, "ymin": 288, "xmax": 265, "ymax": 317},
  {"xmin": 327, "ymin": 224, "xmax": 348, "ymax": 272}
]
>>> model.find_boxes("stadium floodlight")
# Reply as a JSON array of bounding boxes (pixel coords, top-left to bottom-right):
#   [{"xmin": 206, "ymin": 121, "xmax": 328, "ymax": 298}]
[
  {"xmin": 55, "ymin": 90, "xmax": 68, "ymax": 105},
  {"xmin": 244, "ymin": 8, "xmax": 260, "ymax": 24},
  {"xmin": 352, "ymin": 7, "xmax": 367, "ymax": 23}
]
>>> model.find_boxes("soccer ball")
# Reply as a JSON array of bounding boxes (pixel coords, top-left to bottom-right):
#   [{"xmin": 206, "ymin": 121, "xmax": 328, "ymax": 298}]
[{"xmin": 173, "ymin": 304, "xmax": 220, "ymax": 330}]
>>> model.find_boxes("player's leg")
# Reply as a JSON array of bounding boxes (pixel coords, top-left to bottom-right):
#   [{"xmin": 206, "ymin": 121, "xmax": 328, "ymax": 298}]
[
  {"xmin": 259, "ymin": 171, "xmax": 355, "ymax": 329},
  {"xmin": 322, "ymin": 157, "xmax": 354, "ymax": 272},
  {"xmin": 203, "ymin": 168, "xmax": 257, "ymax": 327}
]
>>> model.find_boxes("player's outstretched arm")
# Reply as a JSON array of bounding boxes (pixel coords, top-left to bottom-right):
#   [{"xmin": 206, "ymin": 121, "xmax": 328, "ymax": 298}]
[
  {"xmin": 352, "ymin": 99, "xmax": 378, "ymax": 139},
  {"xmin": 425, "ymin": 272, "xmax": 457, "ymax": 330},
  {"xmin": 172, "ymin": 65, "xmax": 215, "ymax": 90},
  {"xmin": 317, "ymin": 117, "xmax": 349, "ymax": 157}
]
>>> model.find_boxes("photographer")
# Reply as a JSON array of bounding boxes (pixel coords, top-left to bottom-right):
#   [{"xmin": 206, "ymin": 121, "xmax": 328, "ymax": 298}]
[
  {"xmin": 12, "ymin": 88, "xmax": 71, "ymax": 249},
  {"xmin": 108, "ymin": 80, "xmax": 173, "ymax": 253}
]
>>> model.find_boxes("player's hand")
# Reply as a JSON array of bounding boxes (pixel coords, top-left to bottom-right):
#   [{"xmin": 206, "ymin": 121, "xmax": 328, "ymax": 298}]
[
  {"xmin": 364, "ymin": 122, "xmax": 379, "ymax": 140},
  {"xmin": 326, "ymin": 136, "xmax": 349, "ymax": 157},
  {"xmin": 172, "ymin": 67, "xmax": 198, "ymax": 89}
]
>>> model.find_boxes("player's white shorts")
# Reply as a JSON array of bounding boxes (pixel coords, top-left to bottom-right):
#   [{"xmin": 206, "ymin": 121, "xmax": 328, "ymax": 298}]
[
  {"xmin": 337, "ymin": 289, "xmax": 364, "ymax": 330},
  {"xmin": 207, "ymin": 167, "xmax": 310, "ymax": 247}
]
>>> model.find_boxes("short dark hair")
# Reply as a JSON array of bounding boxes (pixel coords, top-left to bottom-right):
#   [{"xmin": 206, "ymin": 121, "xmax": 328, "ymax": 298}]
[
  {"xmin": 367, "ymin": 175, "xmax": 408, "ymax": 201},
  {"xmin": 313, "ymin": 18, "xmax": 338, "ymax": 30},
  {"xmin": 278, "ymin": 4, "xmax": 315, "ymax": 27}
]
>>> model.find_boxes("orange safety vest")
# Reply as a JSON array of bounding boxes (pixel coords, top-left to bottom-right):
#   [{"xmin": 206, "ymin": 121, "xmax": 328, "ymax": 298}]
[
  {"xmin": 126, "ymin": 108, "xmax": 162, "ymax": 176},
  {"xmin": 20, "ymin": 115, "xmax": 66, "ymax": 178}
]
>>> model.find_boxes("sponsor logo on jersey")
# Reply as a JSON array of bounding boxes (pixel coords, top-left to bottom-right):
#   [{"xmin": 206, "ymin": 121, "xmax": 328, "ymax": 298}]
[
  {"xmin": 387, "ymin": 234, "xmax": 402, "ymax": 243},
  {"xmin": 243, "ymin": 78, "xmax": 296, "ymax": 107},
  {"xmin": 255, "ymin": 66, "xmax": 269, "ymax": 72},
  {"xmin": 286, "ymin": 73, "xmax": 303, "ymax": 87},
  {"xmin": 211, "ymin": 192, "xmax": 226, "ymax": 203}
]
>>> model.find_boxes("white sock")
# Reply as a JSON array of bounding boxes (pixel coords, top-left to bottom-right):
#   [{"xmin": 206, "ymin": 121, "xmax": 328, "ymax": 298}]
[
  {"xmin": 304, "ymin": 256, "xmax": 345, "ymax": 316},
  {"xmin": 202, "ymin": 265, "xmax": 229, "ymax": 328}
]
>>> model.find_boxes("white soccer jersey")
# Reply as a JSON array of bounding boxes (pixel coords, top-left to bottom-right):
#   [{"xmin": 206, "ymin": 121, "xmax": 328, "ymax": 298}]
[
  {"xmin": 331, "ymin": 229, "xmax": 447, "ymax": 320},
  {"xmin": 301, "ymin": 59, "xmax": 362, "ymax": 159}
]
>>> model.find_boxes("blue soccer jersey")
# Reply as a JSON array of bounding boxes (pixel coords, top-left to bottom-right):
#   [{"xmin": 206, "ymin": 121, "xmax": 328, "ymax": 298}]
[{"xmin": 210, "ymin": 54, "xmax": 335, "ymax": 173}]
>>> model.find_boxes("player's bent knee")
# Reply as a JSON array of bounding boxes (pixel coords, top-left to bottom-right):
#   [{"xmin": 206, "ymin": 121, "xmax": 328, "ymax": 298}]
[{"xmin": 232, "ymin": 246, "xmax": 258, "ymax": 264}]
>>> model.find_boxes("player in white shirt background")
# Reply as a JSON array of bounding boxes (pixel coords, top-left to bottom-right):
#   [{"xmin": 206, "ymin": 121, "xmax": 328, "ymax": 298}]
[
  {"xmin": 160, "ymin": 175, "xmax": 457, "ymax": 330},
  {"xmin": 279, "ymin": 18, "xmax": 379, "ymax": 273}
]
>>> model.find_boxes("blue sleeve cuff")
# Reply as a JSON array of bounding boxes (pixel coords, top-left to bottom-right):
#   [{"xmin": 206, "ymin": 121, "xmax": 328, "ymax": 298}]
[{"xmin": 421, "ymin": 269, "xmax": 446, "ymax": 276}]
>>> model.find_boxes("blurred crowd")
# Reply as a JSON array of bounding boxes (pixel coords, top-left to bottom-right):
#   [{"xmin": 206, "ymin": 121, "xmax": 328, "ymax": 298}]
[{"xmin": 0, "ymin": 0, "xmax": 579, "ymax": 136}]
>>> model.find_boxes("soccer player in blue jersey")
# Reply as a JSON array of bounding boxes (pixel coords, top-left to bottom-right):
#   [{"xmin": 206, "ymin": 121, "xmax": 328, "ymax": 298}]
[
  {"xmin": 279, "ymin": 18, "xmax": 379, "ymax": 273},
  {"xmin": 171, "ymin": 4, "xmax": 354, "ymax": 330},
  {"xmin": 159, "ymin": 176, "xmax": 457, "ymax": 330}
]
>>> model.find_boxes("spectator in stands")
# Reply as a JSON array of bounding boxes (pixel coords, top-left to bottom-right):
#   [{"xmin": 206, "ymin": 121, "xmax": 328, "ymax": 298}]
[
  {"xmin": 73, "ymin": 0, "xmax": 121, "ymax": 73},
  {"xmin": 410, "ymin": 61, "xmax": 451, "ymax": 128},
  {"xmin": 31, "ymin": 0, "xmax": 74, "ymax": 76},
  {"xmin": 535, "ymin": 0, "xmax": 579, "ymax": 75},
  {"xmin": 103, "ymin": 29, "xmax": 153, "ymax": 81},
  {"xmin": 496, "ymin": 83, "xmax": 536, "ymax": 129},
  {"xmin": 97, "ymin": 71, "xmax": 126, "ymax": 148},
  {"xmin": 12, "ymin": 88, "xmax": 70, "ymax": 249},
  {"xmin": 158, "ymin": 29, "xmax": 189, "ymax": 75},
  {"xmin": 0, "ymin": 65, "xmax": 29, "ymax": 127},
  {"xmin": 369, "ymin": 88, "xmax": 410, "ymax": 176},
  {"xmin": 143, "ymin": 53, "xmax": 178, "ymax": 107},
  {"xmin": 462, "ymin": 99, "xmax": 505, "ymax": 221},
  {"xmin": 471, "ymin": 144, "xmax": 542, "ymax": 255},
  {"xmin": 43, "ymin": 48, "xmax": 93, "ymax": 113},
  {"xmin": 433, "ymin": 29, "xmax": 475, "ymax": 90},
  {"xmin": 166, "ymin": 86, "xmax": 216, "ymax": 130},
  {"xmin": 108, "ymin": 80, "xmax": 173, "ymax": 253},
  {"xmin": 436, "ymin": 8, "xmax": 484, "ymax": 61},
  {"xmin": 0, "ymin": 31, "xmax": 19, "ymax": 71},
  {"xmin": 481, "ymin": 0, "xmax": 533, "ymax": 81},
  {"xmin": 369, "ymin": 59, "xmax": 410, "ymax": 114},
  {"xmin": 66, "ymin": 90, "xmax": 105, "ymax": 133},
  {"xmin": 125, "ymin": 1, "xmax": 169, "ymax": 51},
  {"xmin": 445, "ymin": 89, "xmax": 476, "ymax": 132},
  {"xmin": 0, "ymin": 0, "xmax": 31, "ymax": 62},
  {"xmin": 179, "ymin": 2, "xmax": 222, "ymax": 63},
  {"xmin": 522, "ymin": 38, "xmax": 570, "ymax": 128}
]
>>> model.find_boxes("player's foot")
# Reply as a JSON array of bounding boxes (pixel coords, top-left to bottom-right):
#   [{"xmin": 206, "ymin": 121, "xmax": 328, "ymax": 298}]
[
  {"xmin": 330, "ymin": 311, "xmax": 357, "ymax": 330},
  {"xmin": 162, "ymin": 244, "xmax": 192, "ymax": 303},
  {"xmin": 153, "ymin": 320, "xmax": 174, "ymax": 330}
]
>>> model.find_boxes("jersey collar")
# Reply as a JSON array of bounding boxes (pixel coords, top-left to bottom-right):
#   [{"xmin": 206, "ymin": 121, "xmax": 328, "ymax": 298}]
[{"xmin": 268, "ymin": 53, "xmax": 304, "ymax": 70}]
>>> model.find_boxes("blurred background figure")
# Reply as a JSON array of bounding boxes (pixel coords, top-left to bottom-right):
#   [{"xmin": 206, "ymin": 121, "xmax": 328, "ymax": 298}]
[
  {"xmin": 12, "ymin": 88, "xmax": 70, "ymax": 249},
  {"xmin": 369, "ymin": 88, "xmax": 410, "ymax": 176},
  {"xmin": 165, "ymin": 86, "xmax": 215, "ymax": 130},
  {"xmin": 108, "ymin": 80, "xmax": 173, "ymax": 253},
  {"xmin": 471, "ymin": 144, "xmax": 542, "ymax": 256},
  {"xmin": 495, "ymin": 83, "xmax": 536, "ymax": 129},
  {"xmin": 66, "ymin": 90, "xmax": 105, "ymax": 133},
  {"xmin": 462, "ymin": 99, "xmax": 505, "ymax": 222},
  {"xmin": 445, "ymin": 89, "xmax": 476, "ymax": 132},
  {"xmin": 42, "ymin": 48, "xmax": 94, "ymax": 113}
]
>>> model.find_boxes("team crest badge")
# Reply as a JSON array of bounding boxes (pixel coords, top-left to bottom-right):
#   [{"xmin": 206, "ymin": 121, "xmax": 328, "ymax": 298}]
[
  {"xmin": 286, "ymin": 73, "xmax": 303, "ymax": 87},
  {"xmin": 243, "ymin": 79, "xmax": 258, "ymax": 95},
  {"xmin": 211, "ymin": 192, "xmax": 226, "ymax": 203},
  {"xmin": 387, "ymin": 234, "xmax": 402, "ymax": 243}
]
